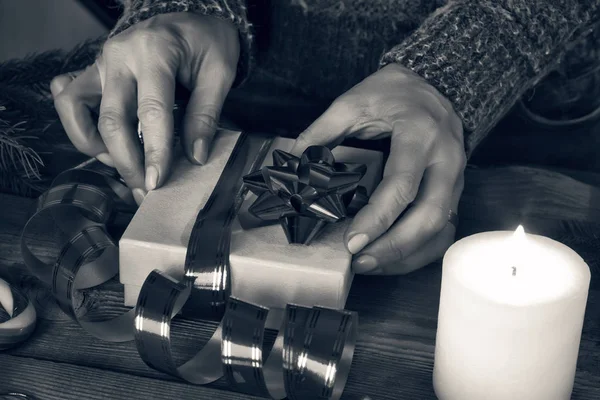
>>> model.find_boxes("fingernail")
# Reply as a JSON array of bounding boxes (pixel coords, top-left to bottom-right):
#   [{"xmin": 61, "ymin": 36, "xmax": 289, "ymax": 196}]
[
  {"xmin": 96, "ymin": 152, "xmax": 114, "ymax": 167},
  {"xmin": 132, "ymin": 188, "xmax": 146, "ymax": 205},
  {"xmin": 50, "ymin": 75, "xmax": 72, "ymax": 96},
  {"xmin": 347, "ymin": 233, "xmax": 370, "ymax": 254},
  {"xmin": 352, "ymin": 255, "xmax": 380, "ymax": 274},
  {"xmin": 192, "ymin": 138, "xmax": 208, "ymax": 165},
  {"xmin": 145, "ymin": 165, "xmax": 159, "ymax": 191}
]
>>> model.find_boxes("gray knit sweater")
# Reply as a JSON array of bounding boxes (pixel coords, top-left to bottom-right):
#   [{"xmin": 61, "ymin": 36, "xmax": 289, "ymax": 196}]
[{"xmin": 109, "ymin": 0, "xmax": 600, "ymax": 158}]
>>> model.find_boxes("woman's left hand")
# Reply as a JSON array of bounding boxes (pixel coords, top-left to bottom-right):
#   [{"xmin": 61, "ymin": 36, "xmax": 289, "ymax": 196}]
[{"xmin": 290, "ymin": 63, "xmax": 466, "ymax": 275}]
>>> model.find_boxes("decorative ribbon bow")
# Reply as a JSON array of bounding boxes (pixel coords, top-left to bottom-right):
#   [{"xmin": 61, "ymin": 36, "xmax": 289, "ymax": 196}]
[{"xmin": 243, "ymin": 145, "xmax": 369, "ymax": 245}]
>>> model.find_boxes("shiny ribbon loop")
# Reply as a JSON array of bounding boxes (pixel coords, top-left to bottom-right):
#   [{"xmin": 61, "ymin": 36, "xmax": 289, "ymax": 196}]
[
  {"xmin": 21, "ymin": 168, "xmax": 136, "ymax": 342},
  {"xmin": 19, "ymin": 132, "xmax": 358, "ymax": 399},
  {"xmin": 221, "ymin": 300, "xmax": 357, "ymax": 400},
  {"xmin": 134, "ymin": 132, "xmax": 268, "ymax": 385}
]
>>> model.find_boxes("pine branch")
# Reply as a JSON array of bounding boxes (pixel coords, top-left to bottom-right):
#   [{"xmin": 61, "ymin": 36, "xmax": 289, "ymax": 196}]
[
  {"xmin": 0, "ymin": 36, "xmax": 106, "ymax": 97},
  {"xmin": 0, "ymin": 106, "xmax": 46, "ymax": 196},
  {"xmin": 0, "ymin": 84, "xmax": 65, "ymax": 142},
  {"xmin": 0, "ymin": 37, "xmax": 109, "ymax": 197}
]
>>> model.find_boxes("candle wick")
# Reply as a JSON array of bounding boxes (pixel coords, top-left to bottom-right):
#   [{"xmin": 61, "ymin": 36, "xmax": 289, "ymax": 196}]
[{"xmin": 512, "ymin": 266, "xmax": 517, "ymax": 277}]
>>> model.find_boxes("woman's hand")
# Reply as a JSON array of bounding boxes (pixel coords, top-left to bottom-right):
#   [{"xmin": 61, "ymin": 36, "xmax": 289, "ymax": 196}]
[
  {"xmin": 290, "ymin": 64, "xmax": 466, "ymax": 275},
  {"xmin": 51, "ymin": 13, "xmax": 240, "ymax": 204}
]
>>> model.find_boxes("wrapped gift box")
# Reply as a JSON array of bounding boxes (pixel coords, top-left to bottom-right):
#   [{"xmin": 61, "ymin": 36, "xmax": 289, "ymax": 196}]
[{"xmin": 119, "ymin": 129, "xmax": 383, "ymax": 328}]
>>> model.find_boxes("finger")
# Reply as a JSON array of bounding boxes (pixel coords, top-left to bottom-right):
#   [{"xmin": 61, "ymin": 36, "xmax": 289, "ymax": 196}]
[
  {"xmin": 345, "ymin": 127, "xmax": 428, "ymax": 256},
  {"xmin": 50, "ymin": 69, "xmax": 85, "ymax": 96},
  {"xmin": 362, "ymin": 177, "xmax": 462, "ymax": 275},
  {"xmin": 136, "ymin": 66, "xmax": 176, "ymax": 191},
  {"xmin": 375, "ymin": 222, "xmax": 457, "ymax": 275},
  {"xmin": 50, "ymin": 75, "xmax": 74, "ymax": 97},
  {"xmin": 289, "ymin": 100, "xmax": 358, "ymax": 156},
  {"xmin": 182, "ymin": 61, "xmax": 236, "ymax": 165},
  {"xmin": 98, "ymin": 64, "xmax": 145, "ymax": 202},
  {"xmin": 52, "ymin": 66, "xmax": 114, "ymax": 167},
  {"xmin": 353, "ymin": 162, "xmax": 463, "ymax": 274}
]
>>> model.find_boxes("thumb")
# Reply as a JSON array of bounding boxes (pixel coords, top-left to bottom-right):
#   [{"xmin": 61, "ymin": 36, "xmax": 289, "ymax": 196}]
[
  {"xmin": 289, "ymin": 101, "xmax": 356, "ymax": 156},
  {"xmin": 50, "ymin": 69, "xmax": 85, "ymax": 97}
]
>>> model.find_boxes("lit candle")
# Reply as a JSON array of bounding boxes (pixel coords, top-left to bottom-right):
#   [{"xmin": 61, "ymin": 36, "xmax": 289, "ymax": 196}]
[{"xmin": 433, "ymin": 226, "xmax": 591, "ymax": 400}]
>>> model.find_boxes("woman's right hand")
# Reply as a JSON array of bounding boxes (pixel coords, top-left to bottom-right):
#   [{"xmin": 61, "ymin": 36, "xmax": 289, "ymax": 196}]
[{"xmin": 51, "ymin": 12, "xmax": 240, "ymax": 204}]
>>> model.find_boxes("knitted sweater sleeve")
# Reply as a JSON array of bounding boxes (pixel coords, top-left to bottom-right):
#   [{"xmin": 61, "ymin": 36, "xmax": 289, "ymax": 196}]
[
  {"xmin": 110, "ymin": 0, "xmax": 252, "ymax": 86},
  {"xmin": 380, "ymin": 1, "xmax": 600, "ymax": 158}
]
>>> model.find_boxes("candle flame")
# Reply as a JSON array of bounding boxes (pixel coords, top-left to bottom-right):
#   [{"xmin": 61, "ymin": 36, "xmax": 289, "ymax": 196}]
[
  {"xmin": 513, "ymin": 225, "xmax": 526, "ymax": 240},
  {"xmin": 509, "ymin": 225, "xmax": 527, "ymax": 274}
]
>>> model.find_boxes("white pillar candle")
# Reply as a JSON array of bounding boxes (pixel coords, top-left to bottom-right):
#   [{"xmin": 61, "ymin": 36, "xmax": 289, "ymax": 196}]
[{"xmin": 433, "ymin": 226, "xmax": 591, "ymax": 400}]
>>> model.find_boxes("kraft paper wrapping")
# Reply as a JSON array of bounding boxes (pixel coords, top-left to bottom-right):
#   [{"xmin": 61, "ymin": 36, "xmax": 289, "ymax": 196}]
[{"xmin": 119, "ymin": 130, "xmax": 383, "ymax": 328}]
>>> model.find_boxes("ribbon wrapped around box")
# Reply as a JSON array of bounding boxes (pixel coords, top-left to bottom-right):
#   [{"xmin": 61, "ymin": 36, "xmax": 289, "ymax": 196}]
[
  {"xmin": 19, "ymin": 129, "xmax": 383, "ymax": 399},
  {"xmin": 120, "ymin": 130, "xmax": 383, "ymax": 329}
]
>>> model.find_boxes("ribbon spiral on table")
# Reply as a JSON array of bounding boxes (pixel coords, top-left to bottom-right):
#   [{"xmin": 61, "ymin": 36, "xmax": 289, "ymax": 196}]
[
  {"xmin": 0, "ymin": 278, "xmax": 36, "ymax": 351},
  {"xmin": 19, "ymin": 132, "xmax": 358, "ymax": 400}
]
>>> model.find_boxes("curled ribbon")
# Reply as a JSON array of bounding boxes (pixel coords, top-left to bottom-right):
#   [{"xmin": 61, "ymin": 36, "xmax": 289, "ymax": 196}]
[
  {"xmin": 0, "ymin": 278, "xmax": 36, "ymax": 351},
  {"xmin": 243, "ymin": 146, "xmax": 369, "ymax": 244},
  {"xmin": 20, "ymin": 132, "xmax": 358, "ymax": 399}
]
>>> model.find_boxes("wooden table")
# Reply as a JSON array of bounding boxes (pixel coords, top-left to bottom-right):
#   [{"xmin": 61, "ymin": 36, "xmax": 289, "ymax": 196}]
[{"xmin": 1, "ymin": 165, "xmax": 600, "ymax": 400}]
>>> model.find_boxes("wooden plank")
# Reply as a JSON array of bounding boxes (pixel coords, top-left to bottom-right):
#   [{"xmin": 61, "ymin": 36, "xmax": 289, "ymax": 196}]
[
  {"xmin": 2, "ymin": 166, "xmax": 600, "ymax": 399},
  {"xmin": 459, "ymin": 165, "xmax": 600, "ymax": 227},
  {"xmin": 4, "ymin": 270, "xmax": 600, "ymax": 399},
  {"xmin": 0, "ymin": 354, "xmax": 263, "ymax": 400},
  {"xmin": 3, "ymin": 275, "xmax": 444, "ymax": 399}
]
